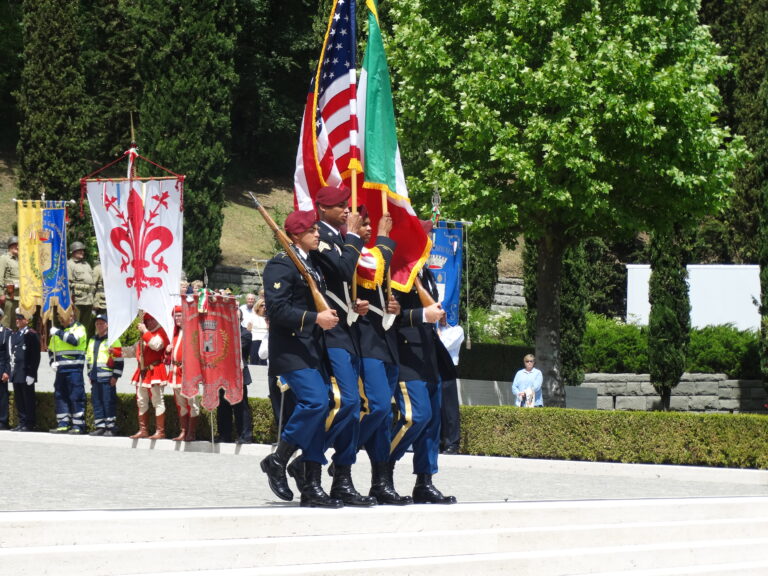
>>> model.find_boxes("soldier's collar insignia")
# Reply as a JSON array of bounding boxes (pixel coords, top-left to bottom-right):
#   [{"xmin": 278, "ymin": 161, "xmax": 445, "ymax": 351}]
[{"xmin": 273, "ymin": 282, "xmax": 281, "ymax": 290}]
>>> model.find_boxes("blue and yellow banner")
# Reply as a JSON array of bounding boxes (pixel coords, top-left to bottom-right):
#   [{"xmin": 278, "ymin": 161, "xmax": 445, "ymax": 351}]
[
  {"xmin": 17, "ymin": 200, "xmax": 72, "ymax": 320},
  {"xmin": 428, "ymin": 222, "xmax": 464, "ymax": 327}
]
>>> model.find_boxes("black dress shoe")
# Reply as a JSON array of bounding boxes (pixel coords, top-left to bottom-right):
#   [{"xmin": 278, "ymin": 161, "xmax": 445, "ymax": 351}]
[
  {"xmin": 89, "ymin": 428, "xmax": 106, "ymax": 436},
  {"xmin": 12, "ymin": 425, "xmax": 30, "ymax": 432},
  {"xmin": 442, "ymin": 445, "xmax": 459, "ymax": 455}
]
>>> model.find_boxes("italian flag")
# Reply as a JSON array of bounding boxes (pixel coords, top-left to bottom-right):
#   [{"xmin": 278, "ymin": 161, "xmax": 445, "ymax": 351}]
[{"xmin": 357, "ymin": 0, "xmax": 430, "ymax": 292}]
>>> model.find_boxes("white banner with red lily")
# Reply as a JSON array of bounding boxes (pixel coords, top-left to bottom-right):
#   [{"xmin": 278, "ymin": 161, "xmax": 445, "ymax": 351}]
[{"xmin": 86, "ymin": 178, "xmax": 183, "ymax": 345}]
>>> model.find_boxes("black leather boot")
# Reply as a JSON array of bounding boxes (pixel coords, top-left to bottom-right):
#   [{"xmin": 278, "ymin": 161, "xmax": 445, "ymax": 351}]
[
  {"xmin": 260, "ymin": 441, "xmax": 297, "ymax": 501},
  {"xmin": 287, "ymin": 455, "xmax": 306, "ymax": 493},
  {"xmin": 369, "ymin": 461, "xmax": 412, "ymax": 506},
  {"xmin": 413, "ymin": 473, "xmax": 457, "ymax": 504},
  {"xmin": 330, "ymin": 465, "xmax": 376, "ymax": 507},
  {"xmin": 300, "ymin": 462, "xmax": 343, "ymax": 509}
]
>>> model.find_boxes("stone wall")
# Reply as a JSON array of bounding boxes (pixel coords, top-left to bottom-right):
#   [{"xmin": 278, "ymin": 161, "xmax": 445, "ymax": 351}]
[
  {"xmin": 491, "ymin": 277, "xmax": 525, "ymax": 312},
  {"xmin": 581, "ymin": 373, "xmax": 768, "ymax": 414},
  {"xmin": 207, "ymin": 264, "xmax": 265, "ymax": 296},
  {"xmin": 458, "ymin": 373, "xmax": 767, "ymax": 413}
]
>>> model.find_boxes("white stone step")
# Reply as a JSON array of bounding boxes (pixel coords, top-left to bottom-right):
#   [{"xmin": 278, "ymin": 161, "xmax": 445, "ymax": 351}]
[{"xmin": 3, "ymin": 498, "xmax": 768, "ymax": 576}]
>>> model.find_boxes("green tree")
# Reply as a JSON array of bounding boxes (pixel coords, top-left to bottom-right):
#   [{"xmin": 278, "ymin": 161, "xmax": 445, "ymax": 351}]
[
  {"xmin": 79, "ymin": 0, "xmax": 140, "ymax": 163},
  {"xmin": 648, "ymin": 229, "xmax": 690, "ymax": 410},
  {"xmin": 230, "ymin": 0, "xmax": 317, "ymax": 175},
  {"xmin": 131, "ymin": 0, "xmax": 237, "ymax": 279},
  {"xmin": 388, "ymin": 0, "xmax": 747, "ymax": 406},
  {"xmin": 0, "ymin": 0, "xmax": 22, "ymax": 151},
  {"xmin": 16, "ymin": 0, "xmax": 91, "ymax": 208},
  {"xmin": 524, "ymin": 239, "xmax": 588, "ymax": 389}
]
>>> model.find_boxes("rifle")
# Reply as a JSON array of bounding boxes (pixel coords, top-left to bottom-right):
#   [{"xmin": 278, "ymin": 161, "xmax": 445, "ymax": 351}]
[{"xmin": 248, "ymin": 192, "xmax": 331, "ymax": 313}]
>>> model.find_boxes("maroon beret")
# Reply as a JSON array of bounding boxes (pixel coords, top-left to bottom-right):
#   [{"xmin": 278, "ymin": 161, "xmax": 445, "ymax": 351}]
[
  {"xmin": 284, "ymin": 210, "xmax": 317, "ymax": 235},
  {"xmin": 420, "ymin": 219, "xmax": 433, "ymax": 235},
  {"xmin": 316, "ymin": 185, "xmax": 350, "ymax": 206}
]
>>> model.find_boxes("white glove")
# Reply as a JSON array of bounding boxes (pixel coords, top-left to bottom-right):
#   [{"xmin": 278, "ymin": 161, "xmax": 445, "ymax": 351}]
[
  {"xmin": 25, "ymin": 376, "xmax": 34, "ymax": 385},
  {"xmin": 51, "ymin": 361, "xmax": 59, "ymax": 372},
  {"xmin": 50, "ymin": 326, "xmax": 60, "ymax": 336}
]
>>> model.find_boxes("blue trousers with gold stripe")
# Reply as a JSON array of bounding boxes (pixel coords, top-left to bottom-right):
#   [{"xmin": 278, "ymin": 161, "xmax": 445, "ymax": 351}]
[
  {"xmin": 280, "ymin": 368, "xmax": 330, "ymax": 463},
  {"xmin": 390, "ymin": 378, "xmax": 442, "ymax": 475},
  {"xmin": 323, "ymin": 347, "xmax": 361, "ymax": 466},
  {"xmin": 359, "ymin": 358, "xmax": 399, "ymax": 463}
]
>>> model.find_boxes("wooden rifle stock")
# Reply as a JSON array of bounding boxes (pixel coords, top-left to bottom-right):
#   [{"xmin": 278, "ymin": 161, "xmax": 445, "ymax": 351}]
[
  {"xmin": 414, "ymin": 276, "xmax": 437, "ymax": 308},
  {"xmin": 248, "ymin": 192, "xmax": 330, "ymax": 313}
]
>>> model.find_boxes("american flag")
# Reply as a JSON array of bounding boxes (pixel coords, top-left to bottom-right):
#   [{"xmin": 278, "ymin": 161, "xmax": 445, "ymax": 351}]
[{"xmin": 294, "ymin": 0, "xmax": 360, "ymax": 210}]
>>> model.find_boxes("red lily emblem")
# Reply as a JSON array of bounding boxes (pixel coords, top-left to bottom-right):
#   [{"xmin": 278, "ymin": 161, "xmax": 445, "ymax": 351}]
[{"xmin": 106, "ymin": 185, "xmax": 174, "ymax": 297}]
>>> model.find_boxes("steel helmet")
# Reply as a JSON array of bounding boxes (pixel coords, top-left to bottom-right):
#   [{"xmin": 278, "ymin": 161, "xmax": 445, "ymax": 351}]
[
  {"xmin": 69, "ymin": 241, "xmax": 86, "ymax": 255},
  {"xmin": 7, "ymin": 236, "xmax": 17, "ymax": 248}
]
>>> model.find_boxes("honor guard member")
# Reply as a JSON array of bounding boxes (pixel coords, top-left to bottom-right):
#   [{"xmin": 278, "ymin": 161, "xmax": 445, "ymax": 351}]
[
  {"xmin": 289, "ymin": 185, "xmax": 374, "ymax": 507},
  {"xmin": 167, "ymin": 306, "xmax": 200, "ymax": 442},
  {"xmin": 0, "ymin": 309, "xmax": 12, "ymax": 429},
  {"xmin": 92, "ymin": 261, "xmax": 107, "ymax": 316},
  {"xmin": 0, "ymin": 236, "xmax": 20, "ymax": 328},
  {"xmin": 391, "ymin": 263, "xmax": 457, "ymax": 504},
  {"xmin": 9, "ymin": 309, "xmax": 40, "ymax": 431},
  {"xmin": 86, "ymin": 313, "xmax": 123, "ymax": 436},
  {"xmin": 48, "ymin": 308, "xmax": 88, "ymax": 434},
  {"xmin": 67, "ymin": 241, "xmax": 95, "ymax": 332},
  {"xmin": 260, "ymin": 209, "xmax": 342, "ymax": 509},
  {"xmin": 129, "ymin": 313, "xmax": 170, "ymax": 439},
  {"xmin": 351, "ymin": 209, "xmax": 413, "ymax": 504}
]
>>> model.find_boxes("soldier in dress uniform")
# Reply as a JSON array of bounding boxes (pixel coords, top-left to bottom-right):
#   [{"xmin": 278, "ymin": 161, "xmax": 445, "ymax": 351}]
[
  {"xmin": 285, "ymin": 185, "xmax": 375, "ymax": 507},
  {"xmin": 0, "ymin": 309, "xmax": 12, "ymax": 429},
  {"xmin": 352, "ymin": 208, "xmax": 413, "ymax": 504},
  {"xmin": 129, "ymin": 313, "xmax": 170, "ymax": 440},
  {"xmin": 9, "ymin": 308, "xmax": 40, "ymax": 431},
  {"xmin": 0, "ymin": 236, "xmax": 20, "ymax": 328},
  {"xmin": 391, "ymin": 259, "xmax": 457, "ymax": 504},
  {"xmin": 67, "ymin": 241, "xmax": 95, "ymax": 334},
  {"xmin": 260, "ymin": 209, "xmax": 343, "ymax": 509}
]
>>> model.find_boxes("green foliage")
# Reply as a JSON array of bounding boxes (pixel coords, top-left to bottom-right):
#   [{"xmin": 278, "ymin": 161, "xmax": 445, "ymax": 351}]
[
  {"xmin": 16, "ymin": 0, "xmax": 91, "ymax": 203},
  {"xmin": 582, "ymin": 314, "xmax": 649, "ymax": 374},
  {"xmin": 131, "ymin": 0, "xmax": 238, "ymax": 280},
  {"xmin": 560, "ymin": 241, "xmax": 588, "ymax": 387},
  {"xmin": 463, "ymin": 235, "xmax": 500, "ymax": 310},
  {"xmin": 467, "ymin": 307, "xmax": 529, "ymax": 346},
  {"xmin": 0, "ymin": 0, "xmax": 22, "ymax": 150},
  {"xmin": 688, "ymin": 325, "xmax": 760, "ymax": 379},
  {"xmin": 230, "ymin": 0, "xmax": 318, "ymax": 175},
  {"xmin": 460, "ymin": 406, "xmax": 768, "ymax": 469},
  {"xmin": 648, "ymin": 231, "xmax": 691, "ymax": 405}
]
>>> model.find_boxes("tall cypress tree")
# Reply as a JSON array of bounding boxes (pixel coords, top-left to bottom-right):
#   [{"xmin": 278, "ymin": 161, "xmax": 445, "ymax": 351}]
[
  {"xmin": 16, "ymin": 0, "xmax": 90, "ymax": 208},
  {"xmin": 132, "ymin": 0, "xmax": 237, "ymax": 279},
  {"xmin": 648, "ymin": 229, "xmax": 691, "ymax": 411}
]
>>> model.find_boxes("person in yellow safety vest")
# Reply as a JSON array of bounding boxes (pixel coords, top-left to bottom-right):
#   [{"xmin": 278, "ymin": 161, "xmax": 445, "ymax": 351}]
[
  {"xmin": 48, "ymin": 308, "xmax": 88, "ymax": 433},
  {"xmin": 86, "ymin": 313, "xmax": 123, "ymax": 436}
]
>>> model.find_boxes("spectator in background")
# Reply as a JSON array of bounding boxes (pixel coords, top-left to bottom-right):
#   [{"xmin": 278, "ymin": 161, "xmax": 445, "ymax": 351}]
[
  {"xmin": 512, "ymin": 354, "xmax": 543, "ymax": 407},
  {"xmin": 0, "ymin": 308, "xmax": 11, "ymax": 430}
]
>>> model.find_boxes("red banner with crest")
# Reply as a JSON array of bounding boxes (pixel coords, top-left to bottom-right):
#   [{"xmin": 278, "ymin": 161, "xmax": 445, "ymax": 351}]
[{"xmin": 181, "ymin": 293, "xmax": 243, "ymax": 410}]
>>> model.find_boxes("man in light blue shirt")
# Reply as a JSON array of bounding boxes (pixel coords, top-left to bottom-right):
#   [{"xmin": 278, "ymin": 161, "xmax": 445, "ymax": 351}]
[{"xmin": 511, "ymin": 354, "xmax": 543, "ymax": 407}]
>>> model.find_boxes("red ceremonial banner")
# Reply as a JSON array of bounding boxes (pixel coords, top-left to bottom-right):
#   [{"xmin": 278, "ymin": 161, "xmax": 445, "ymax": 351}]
[{"xmin": 181, "ymin": 294, "xmax": 243, "ymax": 410}]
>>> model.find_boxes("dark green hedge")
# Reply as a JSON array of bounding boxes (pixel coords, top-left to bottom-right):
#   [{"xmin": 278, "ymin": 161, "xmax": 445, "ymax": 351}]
[
  {"xmin": 459, "ymin": 343, "xmax": 532, "ymax": 380},
  {"xmin": 460, "ymin": 405, "xmax": 768, "ymax": 469},
  {"xmin": 10, "ymin": 392, "xmax": 768, "ymax": 469}
]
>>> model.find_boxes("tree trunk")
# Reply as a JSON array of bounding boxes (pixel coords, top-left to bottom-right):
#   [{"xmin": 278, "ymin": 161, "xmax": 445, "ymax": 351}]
[
  {"xmin": 534, "ymin": 234, "xmax": 565, "ymax": 407},
  {"xmin": 659, "ymin": 387, "xmax": 671, "ymax": 411}
]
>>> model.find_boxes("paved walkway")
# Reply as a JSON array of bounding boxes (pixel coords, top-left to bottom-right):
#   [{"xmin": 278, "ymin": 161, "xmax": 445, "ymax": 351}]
[{"xmin": 1, "ymin": 430, "xmax": 767, "ymax": 512}]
